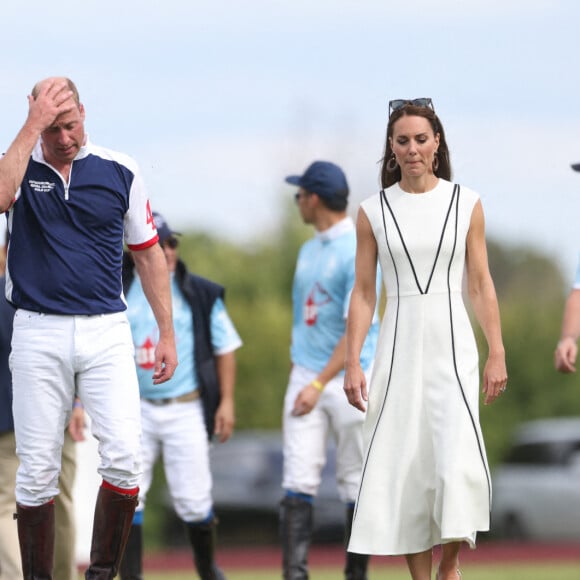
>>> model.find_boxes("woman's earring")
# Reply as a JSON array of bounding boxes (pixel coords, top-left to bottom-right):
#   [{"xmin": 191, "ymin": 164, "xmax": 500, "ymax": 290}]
[
  {"xmin": 432, "ymin": 152, "xmax": 439, "ymax": 172},
  {"xmin": 386, "ymin": 154, "xmax": 398, "ymax": 173}
]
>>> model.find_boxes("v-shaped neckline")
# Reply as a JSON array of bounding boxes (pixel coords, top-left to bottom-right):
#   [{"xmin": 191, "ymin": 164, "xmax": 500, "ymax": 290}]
[{"xmin": 380, "ymin": 184, "xmax": 460, "ymax": 295}]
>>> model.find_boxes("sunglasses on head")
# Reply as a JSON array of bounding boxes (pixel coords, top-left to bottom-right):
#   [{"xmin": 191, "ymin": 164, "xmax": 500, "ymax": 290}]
[
  {"xmin": 162, "ymin": 237, "xmax": 179, "ymax": 249},
  {"xmin": 388, "ymin": 98, "xmax": 434, "ymax": 117}
]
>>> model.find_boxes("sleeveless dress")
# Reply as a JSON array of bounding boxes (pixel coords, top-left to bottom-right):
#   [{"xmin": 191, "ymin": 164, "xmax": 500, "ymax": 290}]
[{"xmin": 348, "ymin": 179, "xmax": 491, "ymax": 556}]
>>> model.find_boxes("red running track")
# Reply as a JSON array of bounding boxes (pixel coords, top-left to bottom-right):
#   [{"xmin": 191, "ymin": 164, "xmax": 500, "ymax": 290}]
[{"xmin": 139, "ymin": 542, "xmax": 580, "ymax": 571}]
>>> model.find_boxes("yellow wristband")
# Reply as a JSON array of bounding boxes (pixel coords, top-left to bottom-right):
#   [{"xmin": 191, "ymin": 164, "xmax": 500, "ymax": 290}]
[{"xmin": 311, "ymin": 379, "xmax": 325, "ymax": 392}]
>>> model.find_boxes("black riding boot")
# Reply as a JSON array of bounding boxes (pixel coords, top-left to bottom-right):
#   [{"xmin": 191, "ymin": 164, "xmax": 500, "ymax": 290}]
[
  {"xmin": 84, "ymin": 485, "xmax": 138, "ymax": 579},
  {"xmin": 119, "ymin": 524, "xmax": 143, "ymax": 580},
  {"xmin": 344, "ymin": 504, "xmax": 369, "ymax": 580},
  {"xmin": 185, "ymin": 518, "xmax": 226, "ymax": 580},
  {"xmin": 280, "ymin": 495, "xmax": 313, "ymax": 580},
  {"xmin": 16, "ymin": 501, "xmax": 55, "ymax": 580}
]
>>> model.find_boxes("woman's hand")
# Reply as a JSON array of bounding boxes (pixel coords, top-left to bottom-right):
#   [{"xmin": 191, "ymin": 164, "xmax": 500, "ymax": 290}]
[
  {"xmin": 482, "ymin": 351, "xmax": 507, "ymax": 405},
  {"xmin": 343, "ymin": 363, "xmax": 368, "ymax": 412}
]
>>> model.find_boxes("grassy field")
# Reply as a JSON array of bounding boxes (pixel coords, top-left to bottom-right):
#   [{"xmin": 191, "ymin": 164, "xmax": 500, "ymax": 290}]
[{"xmin": 94, "ymin": 562, "xmax": 579, "ymax": 579}]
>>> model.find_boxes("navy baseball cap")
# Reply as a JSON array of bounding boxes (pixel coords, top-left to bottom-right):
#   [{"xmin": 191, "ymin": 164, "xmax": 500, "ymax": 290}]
[
  {"xmin": 572, "ymin": 163, "xmax": 580, "ymax": 172},
  {"xmin": 153, "ymin": 212, "xmax": 181, "ymax": 244},
  {"xmin": 285, "ymin": 161, "xmax": 349, "ymax": 199}
]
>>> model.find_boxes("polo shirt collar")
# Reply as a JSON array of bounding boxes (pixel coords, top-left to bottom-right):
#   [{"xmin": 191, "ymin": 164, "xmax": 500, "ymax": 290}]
[{"xmin": 315, "ymin": 216, "xmax": 354, "ymax": 243}]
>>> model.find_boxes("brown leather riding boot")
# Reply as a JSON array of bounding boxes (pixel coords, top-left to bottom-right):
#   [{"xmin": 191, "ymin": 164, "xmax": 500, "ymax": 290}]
[
  {"xmin": 16, "ymin": 501, "xmax": 55, "ymax": 580},
  {"xmin": 119, "ymin": 524, "xmax": 143, "ymax": 580},
  {"xmin": 84, "ymin": 484, "xmax": 138, "ymax": 579}
]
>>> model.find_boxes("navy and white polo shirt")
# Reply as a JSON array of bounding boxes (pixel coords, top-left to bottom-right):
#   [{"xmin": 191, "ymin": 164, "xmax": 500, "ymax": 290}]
[{"xmin": 5, "ymin": 138, "xmax": 158, "ymax": 315}]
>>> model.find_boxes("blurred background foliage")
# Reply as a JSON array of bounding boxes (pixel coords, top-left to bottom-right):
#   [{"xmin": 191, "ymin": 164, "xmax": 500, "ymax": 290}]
[
  {"xmin": 144, "ymin": 204, "xmax": 580, "ymax": 548},
  {"xmin": 179, "ymin": 209, "xmax": 580, "ymax": 464},
  {"xmin": 478, "ymin": 241, "xmax": 580, "ymax": 465}
]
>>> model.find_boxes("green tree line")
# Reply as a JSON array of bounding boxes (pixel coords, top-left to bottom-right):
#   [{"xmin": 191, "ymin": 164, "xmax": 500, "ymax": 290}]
[
  {"xmin": 178, "ymin": 210, "xmax": 580, "ymax": 468},
  {"xmin": 143, "ymin": 208, "xmax": 580, "ymax": 548}
]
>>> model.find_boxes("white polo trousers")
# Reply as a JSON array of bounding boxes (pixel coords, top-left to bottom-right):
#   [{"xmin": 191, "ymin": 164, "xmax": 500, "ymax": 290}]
[
  {"xmin": 10, "ymin": 309, "xmax": 142, "ymax": 505},
  {"xmin": 136, "ymin": 398, "xmax": 212, "ymax": 523},
  {"xmin": 282, "ymin": 364, "xmax": 367, "ymax": 503}
]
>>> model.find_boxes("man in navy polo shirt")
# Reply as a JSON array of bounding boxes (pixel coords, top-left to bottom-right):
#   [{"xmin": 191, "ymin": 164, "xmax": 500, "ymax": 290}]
[{"xmin": 0, "ymin": 77, "xmax": 177, "ymax": 579}]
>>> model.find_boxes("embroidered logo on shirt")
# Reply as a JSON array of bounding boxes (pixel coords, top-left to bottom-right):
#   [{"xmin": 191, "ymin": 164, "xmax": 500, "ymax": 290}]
[
  {"xmin": 303, "ymin": 282, "xmax": 331, "ymax": 326},
  {"xmin": 28, "ymin": 180, "xmax": 56, "ymax": 193},
  {"xmin": 136, "ymin": 337, "xmax": 156, "ymax": 370}
]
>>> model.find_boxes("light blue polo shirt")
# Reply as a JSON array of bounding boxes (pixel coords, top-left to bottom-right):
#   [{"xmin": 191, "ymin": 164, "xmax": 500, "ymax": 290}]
[
  {"xmin": 290, "ymin": 217, "xmax": 380, "ymax": 374},
  {"xmin": 126, "ymin": 274, "xmax": 242, "ymax": 399}
]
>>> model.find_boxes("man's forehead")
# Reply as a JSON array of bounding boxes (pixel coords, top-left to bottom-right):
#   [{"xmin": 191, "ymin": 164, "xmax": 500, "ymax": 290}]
[{"xmin": 47, "ymin": 105, "xmax": 83, "ymax": 129}]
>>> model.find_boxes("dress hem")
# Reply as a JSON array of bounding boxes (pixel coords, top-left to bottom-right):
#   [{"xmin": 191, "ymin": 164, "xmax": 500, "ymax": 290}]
[{"xmin": 349, "ymin": 533, "xmax": 483, "ymax": 556}]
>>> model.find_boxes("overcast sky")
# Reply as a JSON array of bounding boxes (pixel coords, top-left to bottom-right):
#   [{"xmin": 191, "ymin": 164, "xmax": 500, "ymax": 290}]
[{"xmin": 2, "ymin": 0, "xmax": 580, "ymax": 280}]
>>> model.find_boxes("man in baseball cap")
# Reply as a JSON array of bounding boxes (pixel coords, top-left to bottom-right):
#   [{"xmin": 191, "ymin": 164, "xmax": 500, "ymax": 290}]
[
  {"xmin": 280, "ymin": 160, "xmax": 378, "ymax": 579},
  {"xmin": 121, "ymin": 211, "xmax": 242, "ymax": 579},
  {"xmin": 153, "ymin": 211, "xmax": 181, "ymax": 245},
  {"xmin": 285, "ymin": 160, "xmax": 349, "ymax": 202}
]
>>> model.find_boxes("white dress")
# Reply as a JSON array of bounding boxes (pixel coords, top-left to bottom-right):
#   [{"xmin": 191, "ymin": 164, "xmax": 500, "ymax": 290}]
[{"xmin": 348, "ymin": 179, "xmax": 491, "ymax": 556}]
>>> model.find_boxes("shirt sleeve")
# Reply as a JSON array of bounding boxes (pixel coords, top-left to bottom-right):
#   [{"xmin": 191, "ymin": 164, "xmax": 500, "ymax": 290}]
[
  {"xmin": 124, "ymin": 164, "xmax": 158, "ymax": 250},
  {"xmin": 210, "ymin": 298, "xmax": 243, "ymax": 355}
]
